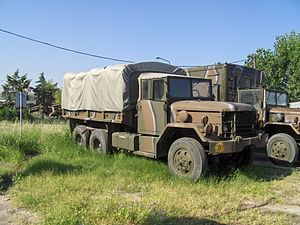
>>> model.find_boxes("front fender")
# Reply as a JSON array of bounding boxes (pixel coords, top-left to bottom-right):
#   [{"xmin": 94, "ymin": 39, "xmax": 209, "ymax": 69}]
[
  {"xmin": 158, "ymin": 123, "xmax": 206, "ymax": 143},
  {"xmin": 155, "ymin": 123, "xmax": 206, "ymax": 158},
  {"xmin": 264, "ymin": 122, "xmax": 300, "ymax": 141}
]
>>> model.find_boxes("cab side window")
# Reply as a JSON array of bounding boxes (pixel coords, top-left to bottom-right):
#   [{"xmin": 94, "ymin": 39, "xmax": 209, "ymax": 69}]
[
  {"xmin": 153, "ymin": 80, "xmax": 165, "ymax": 101},
  {"xmin": 141, "ymin": 80, "xmax": 150, "ymax": 100},
  {"xmin": 266, "ymin": 91, "xmax": 276, "ymax": 105}
]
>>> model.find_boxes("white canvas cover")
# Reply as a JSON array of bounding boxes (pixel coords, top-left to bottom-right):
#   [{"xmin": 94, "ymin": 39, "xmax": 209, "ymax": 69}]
[{"xmin": 62, "ymin": 62, "xmax": 186, "ymax": 112}]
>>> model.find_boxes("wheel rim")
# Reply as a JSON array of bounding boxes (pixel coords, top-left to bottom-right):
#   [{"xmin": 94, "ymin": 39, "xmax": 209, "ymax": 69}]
[
  {"xmin": 173, "ymin": 148, "xmax": 194, "ymax": 176},
  {"xmin": 92, "ymin": 138, "xmax": 102, "ymax": 152},
  {"xmin": 271, "ymin": 140, "xmax": 289, "ymax": 159},
  {"xmin": 75, "ymin": 134, "xmax": 83, "ymax": 146}
]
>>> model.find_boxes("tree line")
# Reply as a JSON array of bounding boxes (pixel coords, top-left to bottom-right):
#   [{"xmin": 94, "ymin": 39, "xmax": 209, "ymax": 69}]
[
  {"xmin": 1, "ymin": 71, "xmax": 60, "ymax": 120},
  {"xmin": 245, "ymin": 31, "xmax": 300, "ymax": 101}
]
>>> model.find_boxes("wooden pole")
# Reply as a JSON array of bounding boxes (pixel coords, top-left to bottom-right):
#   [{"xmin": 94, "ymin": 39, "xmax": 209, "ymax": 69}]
[{"xmin": 253, "ymin": 54, "xmax": 256, "ymax": 69}]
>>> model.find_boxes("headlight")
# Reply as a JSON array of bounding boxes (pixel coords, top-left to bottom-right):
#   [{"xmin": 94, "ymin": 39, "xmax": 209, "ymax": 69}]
[
  {"xmin": 178, "ymin": 110, "xmax": 189, "ymax": 122},
  {"xmin": 222, "ymin": 125, "xmax": 229, "ymax": 132},
  {"xmin": 273, "ymin": 113, "xmax": 283, "ymax": 122}
]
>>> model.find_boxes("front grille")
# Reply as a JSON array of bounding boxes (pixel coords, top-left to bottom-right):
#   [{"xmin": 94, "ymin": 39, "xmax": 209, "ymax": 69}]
[{"xmin": 222, "ymin": 111, "xmax": 256, "ymax": 138}]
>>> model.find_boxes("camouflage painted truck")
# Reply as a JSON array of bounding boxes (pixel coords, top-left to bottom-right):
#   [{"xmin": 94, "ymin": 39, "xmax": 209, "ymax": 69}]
[
  {"xmin": 62, "ymin": 62, "xmax": 261, "ymax": 181},
  {"xmin": 187, "ymin": 63, "xmax": 300, "ymax": 165}
]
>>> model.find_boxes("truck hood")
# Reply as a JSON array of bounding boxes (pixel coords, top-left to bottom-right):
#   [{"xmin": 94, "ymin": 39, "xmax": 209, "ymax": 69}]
[
  {"xmin": 270, "ymin": 107, "xmax": 300, "ymax": 124},
  {"xmin": 270, "ymin": 107, "xmax": 300, "ymax": 116},
  {"xmin": 170, "ymin": 100, "xmax": 255, "ymax": 112}
]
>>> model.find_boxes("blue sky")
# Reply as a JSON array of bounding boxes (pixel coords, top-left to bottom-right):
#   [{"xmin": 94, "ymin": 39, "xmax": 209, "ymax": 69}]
[{"xmin": 0, "ymin": 0, "xmax": 299, "ymax": 87}]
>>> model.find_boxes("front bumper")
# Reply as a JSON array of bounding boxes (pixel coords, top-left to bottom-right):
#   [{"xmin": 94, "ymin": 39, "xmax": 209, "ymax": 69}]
[{"xmin": 208, "ymin": 135, "xmax": 265, "ymax": 155}]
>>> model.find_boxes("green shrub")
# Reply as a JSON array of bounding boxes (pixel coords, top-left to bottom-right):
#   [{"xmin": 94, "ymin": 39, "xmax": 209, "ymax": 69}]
[{"xmin": 0, "ymin": 106, "xmax": 33, "ymax": 121}]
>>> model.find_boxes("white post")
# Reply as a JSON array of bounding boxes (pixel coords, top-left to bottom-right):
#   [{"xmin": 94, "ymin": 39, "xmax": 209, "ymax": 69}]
[{"xmin": 19, "ymin": 92, "xmax": 22, "ymax": 143}]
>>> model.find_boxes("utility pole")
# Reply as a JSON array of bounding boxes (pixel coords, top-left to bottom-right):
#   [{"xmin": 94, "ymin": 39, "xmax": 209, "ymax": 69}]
[
  {"xmin": 19, "ymin": 92, "xmax": 22, "ymax": 143},
  {"xmin": 252, "ymin": 54, "xmax": 256, "ymax": 69}
]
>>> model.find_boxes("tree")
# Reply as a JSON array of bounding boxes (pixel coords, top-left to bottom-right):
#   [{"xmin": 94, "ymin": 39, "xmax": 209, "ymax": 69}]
[
  {"xmin": 54, "ymin": 88, "xmax": 62, "ymax": 105},
  {"xmin": 34, "ymin": 73, "xmax": 58, "ymax": 118},
  {"xmin": 2, "ymin": 70, "xmax": 31, "ymax": 104},
  {"xmin": 245, "ymin": 31, "xmax": 300, "ymax": 101}
]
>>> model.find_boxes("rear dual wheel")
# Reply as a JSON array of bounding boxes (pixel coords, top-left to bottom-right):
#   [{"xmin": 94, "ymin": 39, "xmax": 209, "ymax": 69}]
[
  {"xmin": 168, "ymin": 138, "xmax": 208, "ymax": 181},
  {"xmin": 89, "ymin": 129, "xmax": 110, "ymax": 154},
  {"xmin": 73, "ymin": 126, "xmax": 109, "ymax": 154},
  {"xmin": 73, "ymin": 125, "xmax": 90, "ymax": 147}
]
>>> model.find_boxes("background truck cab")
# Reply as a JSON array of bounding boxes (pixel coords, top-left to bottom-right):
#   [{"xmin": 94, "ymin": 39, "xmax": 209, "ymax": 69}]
[
  {"xmin": 238, "ymin": 88, "xmax": 300, "ymax": 165},
  {"xmin": 187, "ymin": 63, "xmax": 300, "ymax": 166}
]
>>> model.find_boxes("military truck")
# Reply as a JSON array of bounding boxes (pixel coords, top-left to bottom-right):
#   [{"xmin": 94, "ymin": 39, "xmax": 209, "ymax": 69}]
[
  {"xmin": 238, "ymin": 88, "xmax": 300, "ymax": 165},
  {"xmin": 62, "ymin": 62, "xmax": 261, "ymax": 181},
  {"xmin": 187, "ymin": 63, "xmax": 300, "ymax": 165}
]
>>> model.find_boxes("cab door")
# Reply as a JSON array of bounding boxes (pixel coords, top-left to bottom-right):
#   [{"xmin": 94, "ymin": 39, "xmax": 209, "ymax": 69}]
[{"xmin": 137, "ymin": 79, "xmax": 167, "ymax": 135}]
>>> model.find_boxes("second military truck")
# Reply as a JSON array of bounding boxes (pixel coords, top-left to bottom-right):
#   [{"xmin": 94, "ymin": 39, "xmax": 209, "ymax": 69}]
[
  {"xmin": 187, "ymin": 63, "xmax": 300, "ymax": 166},
  {"xmin": 62, "ymin": 62, "xmax": 261, "ymax": 180}
]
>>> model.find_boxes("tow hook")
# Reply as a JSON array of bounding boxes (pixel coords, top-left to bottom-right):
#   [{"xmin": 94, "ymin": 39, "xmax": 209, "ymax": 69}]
[{"xmin": 234, "ymin": 136, "xmax": 242, "ymax": 143}]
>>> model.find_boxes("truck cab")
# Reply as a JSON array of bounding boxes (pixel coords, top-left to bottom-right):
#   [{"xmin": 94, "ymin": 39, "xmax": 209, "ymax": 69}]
[
  {"xmin": 238, "ymin": 88, "xmax": 300, "ymax": 165},
  {"xmin": 112, "ymin": 73, "xmax": 261, "ymax": 180},
  {"xmin": 136, "ymin": 73, "xmax": 212, "ymax": 135}
]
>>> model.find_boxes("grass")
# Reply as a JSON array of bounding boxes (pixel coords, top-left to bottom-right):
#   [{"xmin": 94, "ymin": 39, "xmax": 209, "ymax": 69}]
[{"xmin": 0, "ymin": 121, "xmax": 299, "ymax": 224}]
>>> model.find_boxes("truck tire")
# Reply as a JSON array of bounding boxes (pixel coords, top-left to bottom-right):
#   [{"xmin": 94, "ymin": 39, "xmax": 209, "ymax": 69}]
[
  {"xmin": 89, "ymin": 129, "xmax": 110, "ymax": 154},
  {"xmin": 267, "ymin": 133, "xmax": 299, "ymax": 166},
  {"xmin": 168, "ymin": 138, "xmax": 208, "ymax": 181},
  {"xmin": 73, "ymin": 125, "xmax": 90, "ymax": 148},
  {"xmin": 231, "ymin": 145, "xmax": 254, "ymax": 167}
]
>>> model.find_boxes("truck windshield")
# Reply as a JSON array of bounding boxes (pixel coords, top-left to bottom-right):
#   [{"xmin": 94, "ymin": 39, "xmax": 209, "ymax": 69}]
[
  {"xmin": 277, "ymin": 93, "xmax": 288, "ymax": 106},
  {"xmin": 267, "ymin": 91, "xmax": 288, "ymax": 107},
  {"xmin": 168, "ymin": 77, "xmax": 211, "ymax": 100},
  {"xmin": 239, "ymin": 89, "xmax": 288, "ymax": 107},
  {"xmin": 238, "ymin": 89, "xmax": 263, "ymax": 106}
]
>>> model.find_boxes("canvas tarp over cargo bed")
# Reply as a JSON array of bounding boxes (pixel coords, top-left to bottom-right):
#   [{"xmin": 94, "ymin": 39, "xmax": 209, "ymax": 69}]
[{"xmin": 62, "ymin": 62, "xmax": 186, "ymax": 112}]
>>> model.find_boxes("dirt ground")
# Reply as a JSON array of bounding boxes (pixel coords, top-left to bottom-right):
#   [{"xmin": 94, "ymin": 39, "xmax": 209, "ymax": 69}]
[{"xmin": 0, "ymin": 195, "xmax": 39, "ymax": 225}]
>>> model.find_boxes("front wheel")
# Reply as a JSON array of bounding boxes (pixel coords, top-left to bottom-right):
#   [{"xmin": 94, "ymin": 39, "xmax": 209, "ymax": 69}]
[
  {"xmin": 168, "ymin": 138, "xmax": 208, "ymax": 181},
  {"xmin": 267, "ymin": 133, "xmax": 299, "ymax": 166}
]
